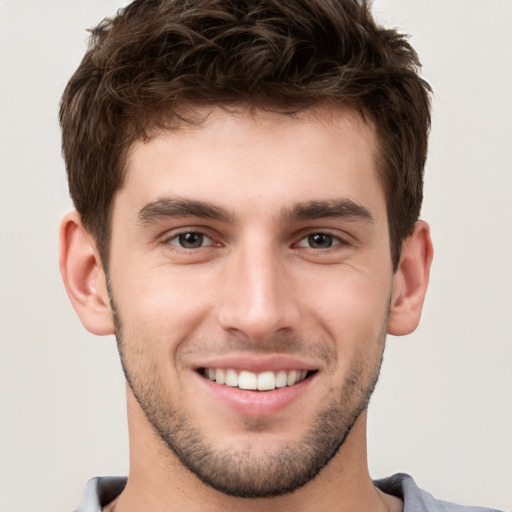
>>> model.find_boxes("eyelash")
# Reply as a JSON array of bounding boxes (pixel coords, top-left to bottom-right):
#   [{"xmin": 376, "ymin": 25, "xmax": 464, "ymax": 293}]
[
  {"xmin": 164, "ymin": 230, "xmax": 348, "ymax": 251},
  {"xmin": 166, "ymin": 231, "xmax": 218, "ymax": 250},
  {"xmin": 295, "ymin": 232, "xmax": 347, "ymax": 250}
]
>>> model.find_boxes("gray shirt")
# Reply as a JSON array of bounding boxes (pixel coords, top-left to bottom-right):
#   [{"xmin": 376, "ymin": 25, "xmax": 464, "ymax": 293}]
[{"xmin": 74, "ymin": 473, "xmax": 504, "ymax": 511}]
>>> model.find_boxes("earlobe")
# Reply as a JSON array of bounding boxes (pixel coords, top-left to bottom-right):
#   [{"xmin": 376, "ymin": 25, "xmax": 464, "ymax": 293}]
[
  {"xmin": 59, "ymin": 211, "xmax": 115, "ymax": 336},
  {"xmin": 387, "ymin": 220, "xmax": 433, "ymax": 336}
]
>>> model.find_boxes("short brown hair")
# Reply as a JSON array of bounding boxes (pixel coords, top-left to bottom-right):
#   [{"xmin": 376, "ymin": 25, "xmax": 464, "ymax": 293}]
[{"xmin": 60, "ymin": 0, "xmax": 431, "ymax": 270}]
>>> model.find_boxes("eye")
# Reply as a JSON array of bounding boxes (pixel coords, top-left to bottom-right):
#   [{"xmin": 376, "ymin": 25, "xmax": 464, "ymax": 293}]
[
  {"xmin": 296, "ymin": 233, "xmax": 343, "ymax": 249},
  {"xmin": 167, "ymin": 231, "xmax": 215, "ymax": 249}
]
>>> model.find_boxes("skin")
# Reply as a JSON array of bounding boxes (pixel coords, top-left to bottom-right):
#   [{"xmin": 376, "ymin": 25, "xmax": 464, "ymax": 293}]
[{"xmin": 60, "ymin": 106, "xmax": 432, "ymax": 512}]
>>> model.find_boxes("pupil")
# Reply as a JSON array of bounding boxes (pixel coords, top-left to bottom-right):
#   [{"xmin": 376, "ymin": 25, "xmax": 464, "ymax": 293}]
[
  {"xmin": 309, "ymin": 233, "xmax": 332, "ymax": 248},
  {"xmin": 179, "ymin": 232, "xmax": 203, "ymax": 248}
]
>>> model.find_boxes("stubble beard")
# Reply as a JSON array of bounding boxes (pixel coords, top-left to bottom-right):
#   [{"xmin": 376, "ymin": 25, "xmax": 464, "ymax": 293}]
[{"xmin": 111, "ymin": 297, "xmax": 387, "ymax": 498}]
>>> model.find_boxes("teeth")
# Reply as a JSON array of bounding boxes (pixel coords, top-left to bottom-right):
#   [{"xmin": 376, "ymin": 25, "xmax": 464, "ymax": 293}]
[
  {"xmin": 203, "ymin": 368, "xmax": 311, "ymax": 390},
  {"xmin": 239, "ymin": 370, "xmax": 257, "ymax": 390},
  {"xmin": 215, "ymin": 368, "xmax": 225, "ymax": 384},
  {"xmin": 257, "ymin": 371, "xmax": 275, "ymax": 391},
  {"xmin": 287, "ymin": 370, "xmax": 299, "ymax": 386},
  {"xmin": 275, "ymin": 370, "xmax": 287, "ymax": 388},
  {"xmin": 225, "ymin": 369, "xmax": 238, "ymax": 387}
]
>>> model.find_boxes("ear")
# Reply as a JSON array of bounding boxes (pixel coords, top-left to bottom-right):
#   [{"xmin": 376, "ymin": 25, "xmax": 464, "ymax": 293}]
[
  {"xmin": 59, "ymin": 211, "xmax": 115, "ymax": 335},
  {"xmin": 387, "ymin": 220, "xmax": 433, "ymax": 336}
]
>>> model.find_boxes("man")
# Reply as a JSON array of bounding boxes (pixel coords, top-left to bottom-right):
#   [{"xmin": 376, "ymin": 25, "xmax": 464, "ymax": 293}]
[{"xmin": 58, "ymin": 1, "xmax": 502, "ymax": 511}]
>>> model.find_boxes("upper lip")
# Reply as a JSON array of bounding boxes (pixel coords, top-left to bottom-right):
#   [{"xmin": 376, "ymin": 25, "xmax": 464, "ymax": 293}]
[{"xmin": 192, "ymin": 354, "xmax": 320, "ymax": 373}]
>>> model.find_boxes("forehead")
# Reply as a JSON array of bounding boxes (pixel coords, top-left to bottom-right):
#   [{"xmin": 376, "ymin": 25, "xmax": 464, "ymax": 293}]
[{"xmin": 117, "ymin": 106, "xmax": 385, "ymax": 224}]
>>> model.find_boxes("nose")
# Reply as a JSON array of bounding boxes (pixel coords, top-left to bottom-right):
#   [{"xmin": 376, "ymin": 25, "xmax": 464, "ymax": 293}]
[{"xmin": 217, "ymin": 239, "xmax": 300, "ymax": 343}]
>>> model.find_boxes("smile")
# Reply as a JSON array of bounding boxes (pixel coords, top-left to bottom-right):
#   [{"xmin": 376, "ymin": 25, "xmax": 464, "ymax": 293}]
[{"xmin": 198, "ymin": 368, "xmax": 315, "ymax": 391}]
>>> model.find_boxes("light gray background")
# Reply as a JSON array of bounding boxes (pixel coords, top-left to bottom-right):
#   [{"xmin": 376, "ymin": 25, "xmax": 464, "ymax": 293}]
[{"xmin": 0, "ymin": 1, "xmax": 511, "ymax": 511}]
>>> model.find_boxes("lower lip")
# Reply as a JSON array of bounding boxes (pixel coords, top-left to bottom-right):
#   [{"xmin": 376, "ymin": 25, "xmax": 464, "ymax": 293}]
[{"xmin": 197, "ymin": 373, "xmax": 316, "ymax": 417}]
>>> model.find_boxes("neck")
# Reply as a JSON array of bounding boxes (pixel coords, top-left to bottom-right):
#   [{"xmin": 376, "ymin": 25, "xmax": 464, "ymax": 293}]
[{"xmin": 113, "ymin": 390, "xmax": 401, "ymax": 512}]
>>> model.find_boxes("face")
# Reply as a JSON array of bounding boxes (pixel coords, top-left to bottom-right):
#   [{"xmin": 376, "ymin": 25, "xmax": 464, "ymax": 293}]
[{"xmin": 107, "ymin": 107, "xmax": 395, "ymax": 497}]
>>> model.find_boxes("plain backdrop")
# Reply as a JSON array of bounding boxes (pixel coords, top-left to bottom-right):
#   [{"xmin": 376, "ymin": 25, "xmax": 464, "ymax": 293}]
[{"xmin": 0, "ymin": 1, "xmax": 511, "ymax": 511}]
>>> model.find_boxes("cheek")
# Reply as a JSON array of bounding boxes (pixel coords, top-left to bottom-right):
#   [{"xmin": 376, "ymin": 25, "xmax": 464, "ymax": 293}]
[
  {"xmin": 297, "ymin": 266, "xmax": 391, "ymax": 357},
  {"xmin": 111, "ymin": 265, "xmax": 216, "ymax": 347},
  {"xmin": 303, "ymin": 265, "xmax": 390, "ymax": 320}
]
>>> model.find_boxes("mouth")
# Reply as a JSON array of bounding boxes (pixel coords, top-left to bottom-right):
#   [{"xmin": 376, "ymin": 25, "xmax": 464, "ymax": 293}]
[{"xmin": 197, "ymin": 367, "xmax": 317, "ymax": 391}]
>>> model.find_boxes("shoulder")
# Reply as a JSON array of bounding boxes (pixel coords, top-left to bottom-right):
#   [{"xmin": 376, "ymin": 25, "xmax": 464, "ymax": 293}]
[
  {"xmin": 73, "ymin": 476, "xmax": 127, "ymax": 512},
  {"xmin": 374, "ymin": 473, "xmax": 505, "ymax": 512}
]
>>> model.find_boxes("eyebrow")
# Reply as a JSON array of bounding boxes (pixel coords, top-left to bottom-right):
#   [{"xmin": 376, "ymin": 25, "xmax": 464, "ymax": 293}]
[
  {"xmin": 282, "ymin": 199, "xmax": 374, "ymax": 224},
  {"xmin": 138, "ymin": 197, "xmax": 234, "ymax": 224},
  {"xmin": 137, "ymin": 197, "xmax": 373, "ymax": 226}
]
